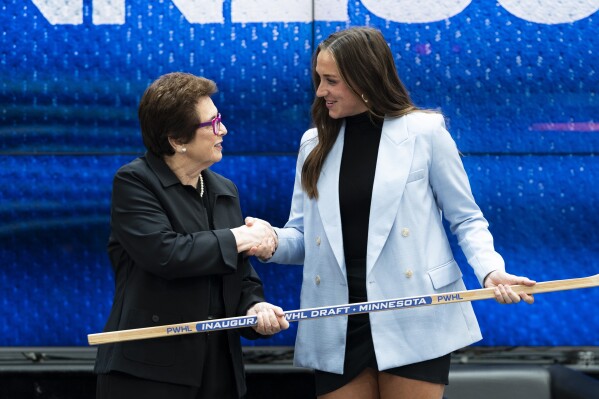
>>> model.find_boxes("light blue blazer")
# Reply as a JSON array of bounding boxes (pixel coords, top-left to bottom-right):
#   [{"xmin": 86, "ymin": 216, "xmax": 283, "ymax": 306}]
[{"xmin": 269, "ymin": 112, "xmax": 505, "ymax": 373}]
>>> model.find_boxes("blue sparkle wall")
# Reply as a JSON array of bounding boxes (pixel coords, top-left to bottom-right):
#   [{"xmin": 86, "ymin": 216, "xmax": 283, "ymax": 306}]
[{"xmin": 1, "ymin": 0, "xmax": 598, "ymax": 347}]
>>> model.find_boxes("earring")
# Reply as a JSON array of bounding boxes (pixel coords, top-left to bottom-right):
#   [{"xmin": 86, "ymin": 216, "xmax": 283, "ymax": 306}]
[
  {"xmin": 361, "ymin": 94, "xmax": 368, "ymax": 103},
  {"xmin": 181, "ymin": 147, "xmax": 187, "ymax": 153}
]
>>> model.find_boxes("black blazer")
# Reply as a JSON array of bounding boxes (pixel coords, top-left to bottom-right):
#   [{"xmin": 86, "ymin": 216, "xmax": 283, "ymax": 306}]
[{"xmin": 94, "ymin": 151, "xmax": 265, "ymax": 395}]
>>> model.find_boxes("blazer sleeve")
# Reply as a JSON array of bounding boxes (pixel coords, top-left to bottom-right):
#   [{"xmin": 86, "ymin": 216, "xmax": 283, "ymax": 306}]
[
  {"xmin": 236, "ymin": 256, "xmax": 269, "ymax": 340},
  {"xmin": 267, "ymin": 129, "xmax": 317, "ymax": 265},
  {"xmin": 109, "ymin": 163, "xmax": 239, "ymax": 280},
  {"xmin": 427, "ymin": 114, "xmax": 505, "ymax": 286}
]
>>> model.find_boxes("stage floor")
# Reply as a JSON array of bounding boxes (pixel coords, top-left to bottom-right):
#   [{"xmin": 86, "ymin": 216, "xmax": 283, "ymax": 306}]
[{"xmin": 1, "ymin": 346, "xmax": 598, "ymax": 399}]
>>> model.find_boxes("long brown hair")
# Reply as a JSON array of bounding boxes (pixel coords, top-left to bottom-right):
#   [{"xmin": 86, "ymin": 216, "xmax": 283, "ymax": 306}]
[{"xmin": 302, "ymin": 27, "xmax": 417, "ymax": 198}]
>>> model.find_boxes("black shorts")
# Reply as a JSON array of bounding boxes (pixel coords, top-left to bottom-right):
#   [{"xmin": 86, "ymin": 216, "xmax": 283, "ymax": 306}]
[
  {"xmin": 313, "ymin": 309, "xmax": 451, "ymax": 396},
  {"xmin": 314, "ymin": 353, "xmax": 451, "ymax": 396}
]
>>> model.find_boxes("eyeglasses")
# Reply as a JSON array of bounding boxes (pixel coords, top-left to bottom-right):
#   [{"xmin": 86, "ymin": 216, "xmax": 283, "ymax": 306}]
[{"xmin": 198, "ymin": 113, "xmax": 222, "ymax": 135}]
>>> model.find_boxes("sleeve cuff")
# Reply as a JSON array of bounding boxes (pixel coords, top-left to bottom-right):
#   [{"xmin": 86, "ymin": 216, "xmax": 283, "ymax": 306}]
[{"xmin": 213, "ymin": 229, "xmax": 239, "ymax": 271}]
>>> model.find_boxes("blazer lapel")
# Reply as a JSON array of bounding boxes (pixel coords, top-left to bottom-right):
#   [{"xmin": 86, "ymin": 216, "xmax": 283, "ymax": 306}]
[
  {"xmin": 367, "ymin": 116, "xmax": 415, "ymax": 275},
  {"xmin": 317, "ymin": 124, "xmax": 346, "ymax": 275}
]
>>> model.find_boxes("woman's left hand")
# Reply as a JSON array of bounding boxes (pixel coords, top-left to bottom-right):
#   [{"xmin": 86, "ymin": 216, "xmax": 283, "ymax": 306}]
[
  {"xmin": 247, "ymin": 302, "xmax": 290, "ymax": 335},
  {"xmin": 484, "ymin": 270, "xmax": 536, "ymax": 304}
]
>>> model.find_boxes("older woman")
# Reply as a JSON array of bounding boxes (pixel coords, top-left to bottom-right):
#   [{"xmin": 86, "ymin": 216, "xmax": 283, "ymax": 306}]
[{"xmin": 94, "ymin": 72, "xmax": 288, "ymax": 399}]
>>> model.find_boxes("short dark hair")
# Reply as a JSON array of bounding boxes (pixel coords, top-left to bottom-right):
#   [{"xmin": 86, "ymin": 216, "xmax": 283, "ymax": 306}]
[{"xmin": 138, "ymin": 72, "xmax": 217, "ymax": 157}]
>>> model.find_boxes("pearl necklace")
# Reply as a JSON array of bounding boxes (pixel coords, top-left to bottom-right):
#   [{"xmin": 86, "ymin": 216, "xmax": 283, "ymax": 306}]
[{"xmin": 199, "ymin": 172, "xmax": 204, "ymax": 197}]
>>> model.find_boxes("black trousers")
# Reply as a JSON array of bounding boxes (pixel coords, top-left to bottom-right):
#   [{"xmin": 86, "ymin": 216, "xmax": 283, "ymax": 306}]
[{"xmin": 96, "ymin": 330, "xmax": 239, "ymax": 399}]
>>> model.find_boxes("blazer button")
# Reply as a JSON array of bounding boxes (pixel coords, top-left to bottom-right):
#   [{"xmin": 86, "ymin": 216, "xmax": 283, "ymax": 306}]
[
  {"xmin": 152, "ymin": 315, "xmax": 160, "ymax": 323},
  {"xmin": 316, "ymin": 236, "xmax": 321, "ymax": 246},
  {"xmin": 315, "ymin": 275, "xmax": 321, "ymax": 285},
  {"xmin": 405, "ymin": 269, "xmax": 413, "ymax": 278},
  {"xmin": 401, "ymin": 228, "xmax": 410, "ymax": 237}
]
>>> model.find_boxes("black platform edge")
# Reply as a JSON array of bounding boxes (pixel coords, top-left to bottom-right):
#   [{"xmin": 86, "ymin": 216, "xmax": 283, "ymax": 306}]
[{"xmin": 0, "ymin": 346, "xmax": 598, "ymax": 375}]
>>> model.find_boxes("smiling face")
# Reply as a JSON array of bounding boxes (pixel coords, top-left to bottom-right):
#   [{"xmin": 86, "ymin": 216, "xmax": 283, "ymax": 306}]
[
  {"xmin": 315, "ymin": 49, "xmax": 368, "ymax": 119},
  {"xmin": 181, "ymin": 96, "xmax": 227, "ymax": 170}
]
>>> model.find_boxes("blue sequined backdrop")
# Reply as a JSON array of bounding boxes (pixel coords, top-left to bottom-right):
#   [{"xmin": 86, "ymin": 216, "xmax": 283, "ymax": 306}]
[{"xmin": 1, "ymin": 0, "xmax": 598, "ymax": 346}]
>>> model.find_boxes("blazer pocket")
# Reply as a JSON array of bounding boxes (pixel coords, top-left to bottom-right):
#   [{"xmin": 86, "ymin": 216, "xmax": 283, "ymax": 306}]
[
  {"xmin": 427, "ymin": 260, "xmax": 463, "ymax": 290},
  {"xmin": 122, "ymin": 308, "xmax": 182, "ymax": 367},
  {"xmin": 406, "ymin": 169, "xmax": 425, "ymax": 183}
]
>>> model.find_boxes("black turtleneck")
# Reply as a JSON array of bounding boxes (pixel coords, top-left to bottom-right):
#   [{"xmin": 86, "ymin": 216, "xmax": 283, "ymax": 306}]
[{"xmin": 339, "ymin": 111, "xmax": 383, "ymax": 278}]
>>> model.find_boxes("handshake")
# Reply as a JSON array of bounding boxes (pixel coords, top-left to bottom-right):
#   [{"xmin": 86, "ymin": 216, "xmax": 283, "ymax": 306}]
[{"xmin": 230, "ymin": 217, "xmax": 278, "ymax": 260}]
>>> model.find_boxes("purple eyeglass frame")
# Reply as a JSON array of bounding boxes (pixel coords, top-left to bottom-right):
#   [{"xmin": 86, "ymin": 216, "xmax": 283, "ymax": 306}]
[{"xmin": 198, "ymin": 113, "xmax": 222, "ymax": 135}]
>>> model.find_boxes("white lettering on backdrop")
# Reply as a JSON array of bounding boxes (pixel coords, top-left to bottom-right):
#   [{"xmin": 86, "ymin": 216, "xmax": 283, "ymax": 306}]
[{"xmin": 29, "ymin": 0, "xmax": 599, "ymax": 25}]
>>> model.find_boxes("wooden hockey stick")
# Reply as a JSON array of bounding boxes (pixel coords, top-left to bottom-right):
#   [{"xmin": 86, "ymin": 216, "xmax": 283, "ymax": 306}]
[{"xmin": 88, "ymin": 274, "xmax": 599, "ymax": 345}]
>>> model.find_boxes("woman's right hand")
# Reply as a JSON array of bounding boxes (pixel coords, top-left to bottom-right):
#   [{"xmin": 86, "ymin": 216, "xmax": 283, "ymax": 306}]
[
  {"xmin": 247, "ymin": 301, "xmax": 289, "ymax": 335},
  {"xmin": 243, "ymin": 217, "xmax": 278, "ymax": 260},
  {"xmin": 230, "ymin": 218, "xmax": 277, "ymax": 257}
]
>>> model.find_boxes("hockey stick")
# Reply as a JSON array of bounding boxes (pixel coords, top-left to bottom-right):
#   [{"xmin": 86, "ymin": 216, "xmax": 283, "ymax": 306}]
[{"xmin": 88, "ymin": 274, "xmax": 599, "ymax": 345}]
